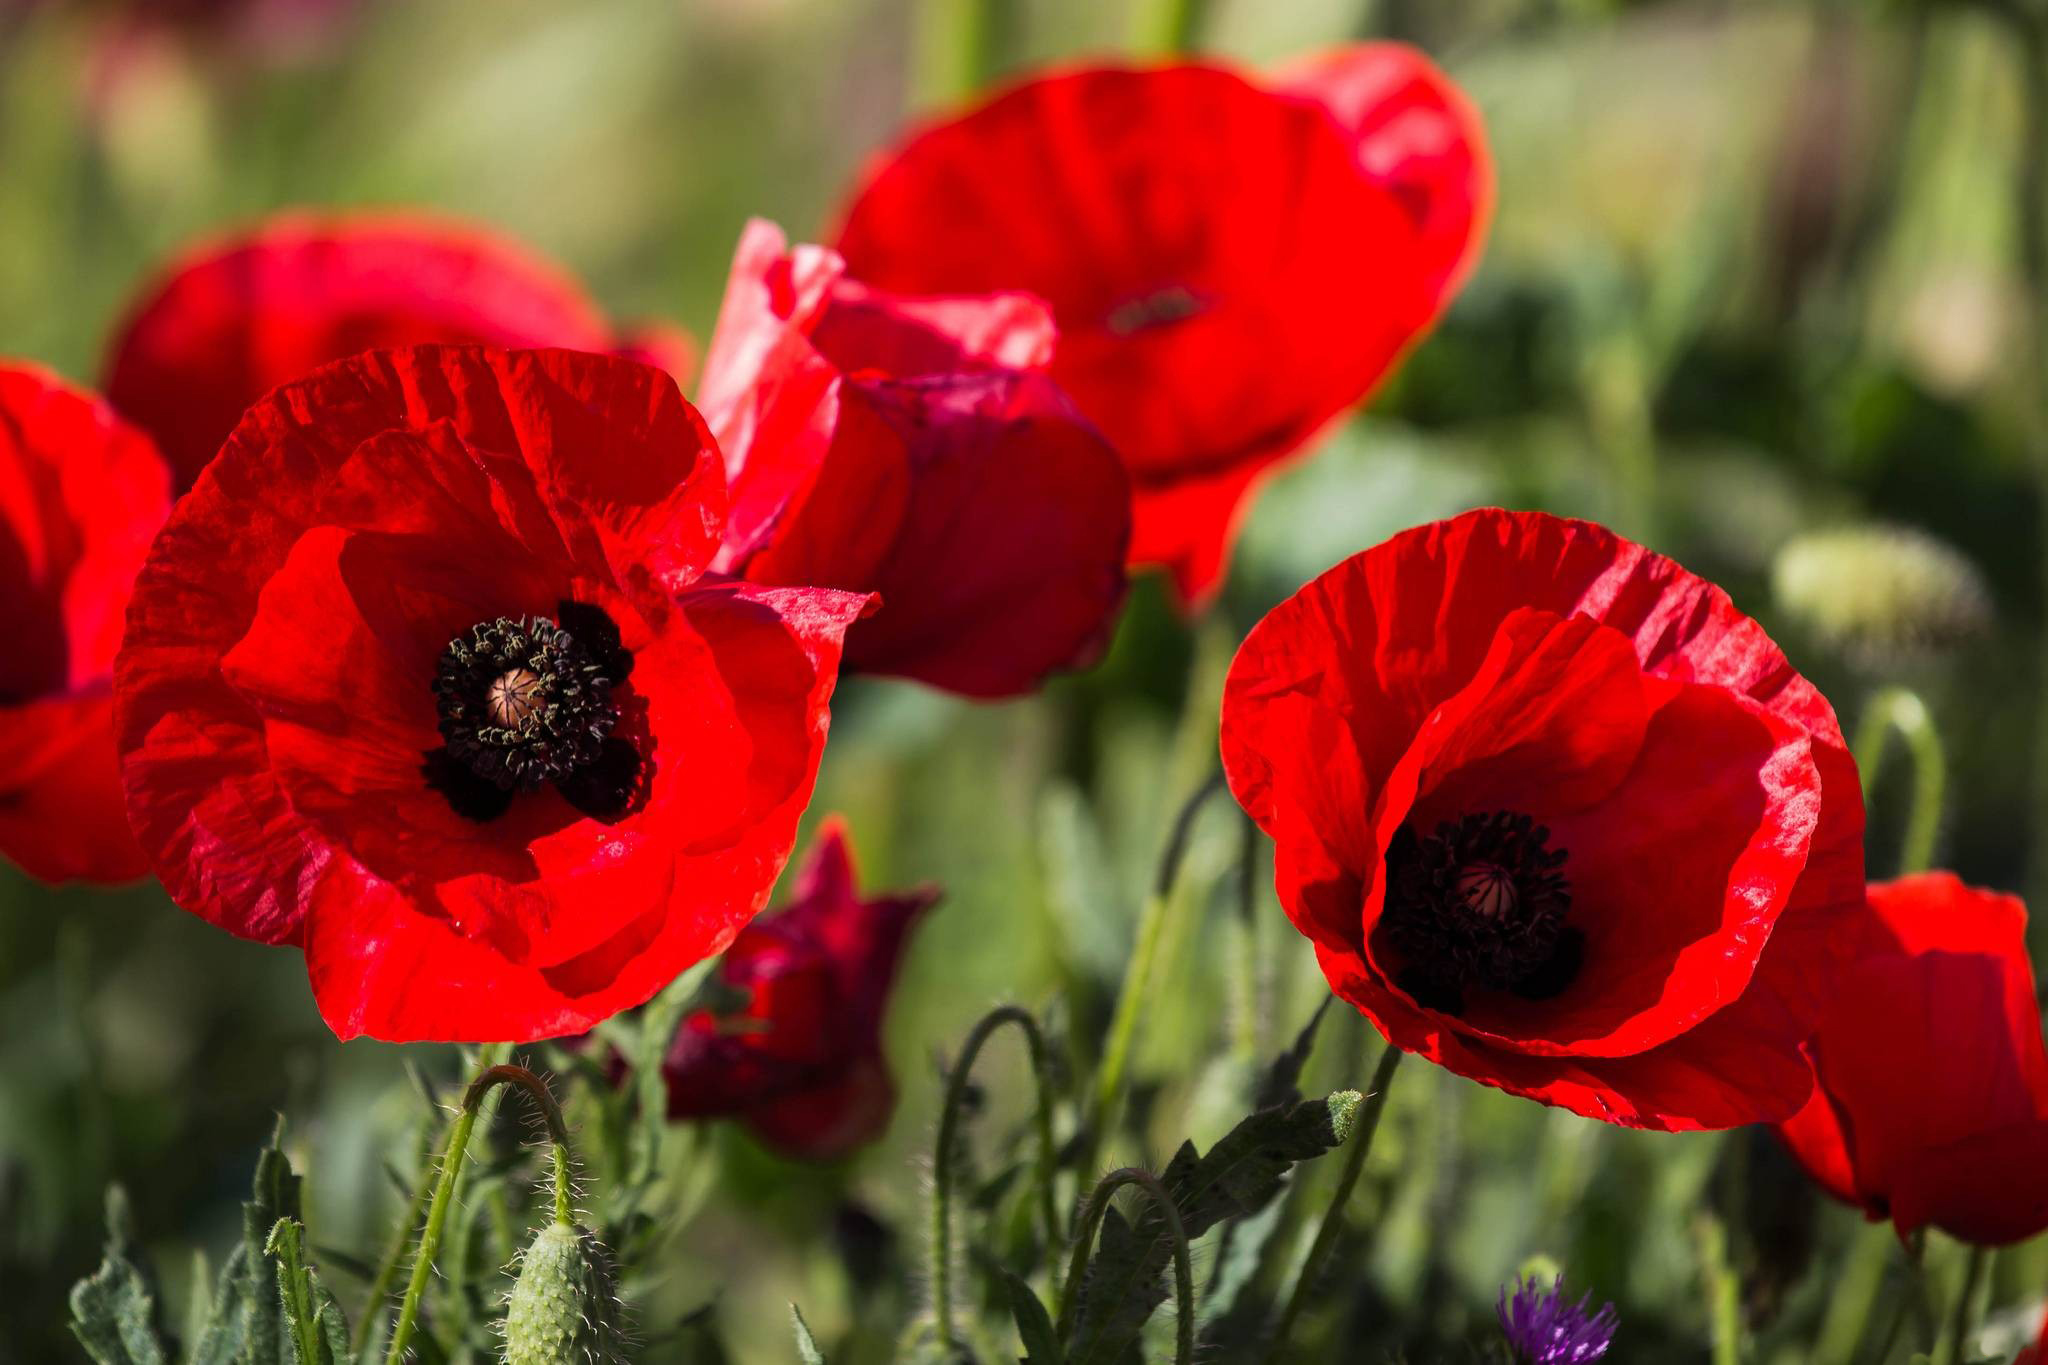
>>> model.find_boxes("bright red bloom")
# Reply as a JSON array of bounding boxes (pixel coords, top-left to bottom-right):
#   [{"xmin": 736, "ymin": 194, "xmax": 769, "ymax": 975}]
[
  {"xmin": 103, "ymin": 212, "xmax": 694, "ymax": 488},
  {"xmin": 700, "ymin": 221, "xmax": 1129, "ymax": 698},
  {"xmin": 1221, "ymin": 509, "xmax": 1864, "ymax": 1130},
  {"xmin": 834, "ymin": 47, "xmax": 1489, "ymax": 602},
  {"xmin": 661, "ymin": 816, "xmax": 937, "ymax": 1160},
  {"xmin": 1775, "ymin": 874, "xmax": 2048, "ymax": 1246},
  {"xmin": 0, "ymin": 363, "xmax": 170, "ymax": 884},
  {"xmin": 114, "ymin": 346, "xmax": 869, "ymax": 1042}
]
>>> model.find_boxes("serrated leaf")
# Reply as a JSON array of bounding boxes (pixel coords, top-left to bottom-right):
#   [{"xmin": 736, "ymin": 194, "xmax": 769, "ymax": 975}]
[
  {"xmin": 269, "ymin": 1218, "xmax": 351, "ymax": 1365},
  {"xmin": 789, "ymin": 1303, "xmax": 825, "ymax": 1364},
  {"xmin": 1253, "ymin": 998, "xmax": 1332, "ymax": 1112},
  {"xmin": 69, "ymin": 1187, "xmax": 172, "ymax": 1365},
  {"xmin": 630, "ymin": 958, "xmax": 715, "ymax": 1190},
  {"xmin": 1070, "ymin": 1093, "xmax": 1361, "ymax": 1364},
  {"xmin": 1001, "ymin": 1270, "xmax": 1064, "ymax": 1365},
  {"xmin": 186, "ymin": 1243, "xmax": 250, "ymax": 1365},
  {"xmin": 242, "ymin": 1122, "xmax": 305, "ymax": 1365}
]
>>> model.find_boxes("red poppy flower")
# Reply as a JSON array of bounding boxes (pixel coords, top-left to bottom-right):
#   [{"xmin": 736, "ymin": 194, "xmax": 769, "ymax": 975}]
[
  {"xmin": 113, "ymin": 346, "xmax": 869, "ymax": 1043},
  {"xmin": 699, "ymin": 220, "xmax": 1129, "ymax": 698},
  {"xmin": 1220, "ymin": 508, "xmax": 1865, "ymax": 1130},
  {"xmin": 660, "ymin": 815, "xmax": 937, "ymax": 1160},
  {"xmin": 0, "ymin": 363, "xmax": 170, "ymax": 884},
  {"xmin": 103, "ymin": 212, "xmax": 694, "ymax": 488},
  {"xmin": 833, "ymin": 47, "xmax": 1489, "ymax": 602},
  {"xmin": 1774, "ymin": 874, "xmax": 2048, "ymax": 1246}
]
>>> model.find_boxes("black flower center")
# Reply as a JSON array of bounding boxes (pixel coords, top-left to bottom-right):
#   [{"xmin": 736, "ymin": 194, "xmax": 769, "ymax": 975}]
[
  {"xmin": 423, "ymin": 600, "xmax": 642, "ymax": 823},
  {"xmin": 1381, "ymin": 810, "xmax": 1582, "ymax": 1016}
]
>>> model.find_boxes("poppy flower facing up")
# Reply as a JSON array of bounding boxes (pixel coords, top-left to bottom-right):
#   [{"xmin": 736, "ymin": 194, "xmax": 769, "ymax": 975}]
[
  {"xmin": 1221, "ymin": 509, "xmax": 1865, "ymax": 1130},
  {"xmin": 660, "ymin": 816, "xmax": 938, "ymax": 1160},
  {"xmin": 699, "ymin": 220, "xmax": 1130, "ymax": 698},
  {"xmin": 114, "ymin": 345, "xmax": 870, "ymax": 1042},
  {"xmin": 1775, "ymin": 873, "xmax": 2048, "ymax": 1246},
  {"xmin": 834, "ymin": 47, "xmax": 1489, "ymax": 601},
  {"xmin": 0, "ymin": 363, "xmax": 170, "ymax": 884},
  {"xmin": 103, "ymin": 212, "xmax": 694, "ymax": 488}
]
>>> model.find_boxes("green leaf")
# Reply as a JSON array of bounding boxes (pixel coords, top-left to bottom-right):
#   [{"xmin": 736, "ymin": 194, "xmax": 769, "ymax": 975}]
[
  {"xmin": 241, "ymin": 1118, "xmax": 306, "ymax": 1365},
  {"xmin": 1070, "ymin": 1092, "xmax": 1361, "ymax": 1364},
  {"xmin": 69, "ymin": 1187, "xmax": 172, "ymax": 1365},
  {"xmin": 1000, "ymin": 1270, "xmax": 1064, "ymax": 1365},
  {"xmin": 630, "ymin": 958, "xmax": 715, "ymax": 1189},
  {"xmin": 185, "ymin": 1244, "xmax": 250, "ymax": 1365},
  {"xmin": 268, "ymin": 1218, "xmax": 350, "ymax": 1365},
  {"xmin": 789, "ymin": 1303, "xmax": 825, "ymax": 1365},
  {"xmin": 1252, "ymin": 998, "xmax": 1332, "ymax": 1112}
]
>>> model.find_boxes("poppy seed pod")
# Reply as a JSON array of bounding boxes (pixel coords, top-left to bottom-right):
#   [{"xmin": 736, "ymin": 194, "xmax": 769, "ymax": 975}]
[
  {"xmin": 503, "ymin": 1221, "xmax": 625, "ymax": 1365},
  {"xmin": 1771, "ymin": 523, "xmax": 1991, "ymax": 663}
]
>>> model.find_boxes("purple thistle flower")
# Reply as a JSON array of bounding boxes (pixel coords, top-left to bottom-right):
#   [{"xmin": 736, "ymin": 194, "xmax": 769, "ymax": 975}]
[{"xmin": 1496, "ymin": 1274, "xmax": 1618, "ymax": 1364}]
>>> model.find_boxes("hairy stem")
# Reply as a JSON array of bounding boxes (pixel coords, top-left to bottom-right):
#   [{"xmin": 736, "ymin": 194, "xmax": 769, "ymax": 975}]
[
  {"xmin": 1055, "ymin": 1167, "xmax": 1195, "ymax": 1365},
  {"xmin": 931, "ymin": 1005, "xmax": 1062, "ymax": 1350},
  {"xmin": 1260, "ymin": 1044, "xmax": 1403, "ymax": 1362}
]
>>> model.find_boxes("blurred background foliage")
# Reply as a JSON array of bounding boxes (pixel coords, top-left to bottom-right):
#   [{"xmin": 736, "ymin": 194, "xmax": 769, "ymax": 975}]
[{"xmin": 6, "ymin": 0, "xmax": 2048, "ymax": 1360}]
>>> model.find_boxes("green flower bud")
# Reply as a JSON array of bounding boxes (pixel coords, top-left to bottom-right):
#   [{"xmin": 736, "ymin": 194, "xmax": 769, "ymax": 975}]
[
  {"xmin": 503, "ymin": 1222, "xmax": 625, "ymax": 1365},
  {"xmin": 1771, "ymin": 523, "xmax": 1991, "ymax": 663}
]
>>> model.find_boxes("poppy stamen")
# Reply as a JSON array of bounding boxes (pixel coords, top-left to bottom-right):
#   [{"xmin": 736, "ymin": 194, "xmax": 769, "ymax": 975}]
[
  {"xmin": 1382, "ymin": 809, "xmax": 1581, "ymax": 1015},
  {"xmin": 426, "ymin": 604, "xmax": 639, "ymax": 819}
]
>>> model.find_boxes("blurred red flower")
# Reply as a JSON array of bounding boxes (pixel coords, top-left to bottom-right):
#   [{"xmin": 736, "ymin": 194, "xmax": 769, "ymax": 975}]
[
  {"xmin": 700, "ymin": 220, "xmax": 1129, "ymax": 698},
  {"xmin": 1775, "ymin": 873, "xmax": 2048, "ymax": 1246},
  {"xmin": 661, "ymin": 816, "xmax": 937, "ymax": 1160},
  {"xmin": 0, "ymin": 363, "xmax": 169, "ymax": 884},
  {"xmin": 833, "ymin": 46, "xmax": 1489, "ymax": 602},
  {"xmin": 1221, "ymin": 508, "xmax": 1864, "ymax": 1130},
  {"xmin": 113, "ymin": 346, "xmax": 869, "ymax": 1042},
  {"xmin": 103, "ymin": 211, "xmax": 693, "ymax": 488}
]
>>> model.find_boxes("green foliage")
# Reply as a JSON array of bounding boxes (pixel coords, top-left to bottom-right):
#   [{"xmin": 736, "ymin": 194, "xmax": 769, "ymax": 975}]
[
  {"xmin": 1067, "ymin": 1091, "xmax": 1362, "ymax": 1362},
  {"xmin": 70, "ymin": 1188, "xmax": 172, "ymax": 1365},
  {"xmin": 1001, "ymin": 1272, "xmax": 1064, "ymax": 1365},
  {"xmin": 788, "ymin": 1304, "xmax": 825, "ymax": 1365},
  {"xmin": 264, "ymin": 1220, "xmax": 348, "ymax": 1365}
]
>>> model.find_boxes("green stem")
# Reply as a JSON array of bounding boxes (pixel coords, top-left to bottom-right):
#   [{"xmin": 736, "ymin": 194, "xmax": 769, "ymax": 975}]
[
  {"xmin": 931, "ymin": 1005, "xmax": 1062, "ymax": 1351},
  {"xmin": 1938, "ymin": 1245, "xmax": 1991, "ymax": 1365},
  {"xmin": 1814, "ymin": 1220, "xmax": 1894, "ymax": 1365},
  {"xmin": 350, "ymin": 1116, "xmax": 439, "ymax": 1358},
  {"xmin": 1696, "ymin": 1211, "xmax": 1742, "ymax": 1365},
  {"xmin": 1852, "ymin": 686, "xmax": 1947, "ymax": 876},
  {"xmin": 913, "ymin": 0, "xmax": 1010, "ymax": 105},
  {"xmin": 383, "ymin": 1052, "xmax": 576, "ymax": 1365},
  {"xmin": 1259, "ymin": 1045, "xmax": 1403, "ymax": 1362},
  {"xmin": 1054, "ymin": 1167, "xmax": 1195, "ymax": 1365},
  {"xmin": 1083, "ymin": 773, "xmax": 1226, "ymax": 1181},
  {"xmin": 1131, "ymin": 0, "xmax": 1212, "ymax": 53}
]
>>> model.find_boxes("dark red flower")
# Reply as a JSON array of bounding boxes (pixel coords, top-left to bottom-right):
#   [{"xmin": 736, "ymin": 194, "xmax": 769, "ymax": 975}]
[
  {"xmin": 1775, "ymin": 874, "xmax": 2048, "ymax": 1246},
  {"xmin": 0, "ymin": 363, "xmax": 170, "ymax": 884},
  {"xmin": 833, "ymin": 47, "xmax": 1489, "ymax": 602},
  {"xmin": 1220, "ymin": 508, "xmax": 1864, "ymax": 1130},
  {"xmin": 660, "ymin": 815, "xmax": 937, "ymax": 1160},
  {"xmin": 700, "ymin": 221, "xmax": 1130, "ymax": 698},
  {"xmin": 103, "ymin": 212, "xmax": 694, "ymax": 488},
  {"xmin": 113, "ymin": 346, "xmax": 869, "ymax": 1042}
]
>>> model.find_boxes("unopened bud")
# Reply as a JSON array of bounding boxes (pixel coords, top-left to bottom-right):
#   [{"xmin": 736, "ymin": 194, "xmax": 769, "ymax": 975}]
[
  {"xmin": 503, "ymin": 1221, "xmax": 625, "ymax": 1365},
  {"xmin": 1771, "ymin": 524, "xmax": 1990, "ymax": 663}
]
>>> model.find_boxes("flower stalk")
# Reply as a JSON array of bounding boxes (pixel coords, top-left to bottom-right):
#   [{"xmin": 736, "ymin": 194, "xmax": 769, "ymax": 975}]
[
  {"xmin": 1853, "ymin": 686, "xmax": 1947, "ymax": 877},
  {"xmin": 1260, "ymin": 1043, "xmax": 1402, "ymax": 1362},
  {"xmin": 1054, "ymin": 1167, "xmax": 1194, "ymax": 1365},
  {"xmin": 930, "ymin": 1004, "xmax": 1062, "ymax": 1351}
]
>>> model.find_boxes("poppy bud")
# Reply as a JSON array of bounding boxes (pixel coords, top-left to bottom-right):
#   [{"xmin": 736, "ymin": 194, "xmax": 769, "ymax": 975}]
[
  {"xmin": 1771, "ymin": 523, "xmax": 1990, "ymax": 663},
  {"xmin": 503, "ymin": 1221, "xmax": 625, "ymax": 1365}
]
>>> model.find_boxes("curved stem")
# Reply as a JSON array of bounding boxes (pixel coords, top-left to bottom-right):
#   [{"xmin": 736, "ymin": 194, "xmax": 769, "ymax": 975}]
[
  {"xmin": 1853, "ymin": 686, "xmax": 1947, "ymax": 876},
  {"xmin": 931, "ymin": 1005, "xmax": 1062, "ymax": 1351},
  {"xmin": 1054, "ymin": 1167, "xmax": 1194, "ymax": 1365},
  {"xmin": 1938, "ymin": 1245, "xmax": 1992, "ymax": 1365},
  {"xmin": 384, "ymin": 1053, "xmax": 574, "ymax": 1365},
  {"xmin": 1083, "ymin": 773, "xmax": 1226, "ymax": 1178},
  {"xmin": 1260, "ymin": 1044, "xmax": 1403, "ymax": 1362}
]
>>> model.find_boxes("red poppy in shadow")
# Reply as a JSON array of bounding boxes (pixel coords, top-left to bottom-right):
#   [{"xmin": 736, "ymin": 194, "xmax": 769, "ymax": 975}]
[
  {"xmin": 1775, "ymin": 873, "xmax": 2048, "ymax": 1246},
  {"xmin": 114, "ymin": 346, "xmax": 869, "ymax": 1042},
  {"xmin": 103, "ymin": 211, "xmax": 693, "ymax": 488},
  {"xmin": 700, "ymin": 220, "xmax": 1130, "ymax": 698},
  {"xmin": 1221, "ymin": 509, "xmax": 1864, "ymax": 1130},
  {"xmin": 660, "ymin": 816, "xmax": 938, "ymax": 1160},
  {"xmin": 0, "ymin": 363, "xmax": 170, "ymax": 884},
  {"xmin": 834, "ymin": 47, "xmax": 1489, "ymax": 602}
]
